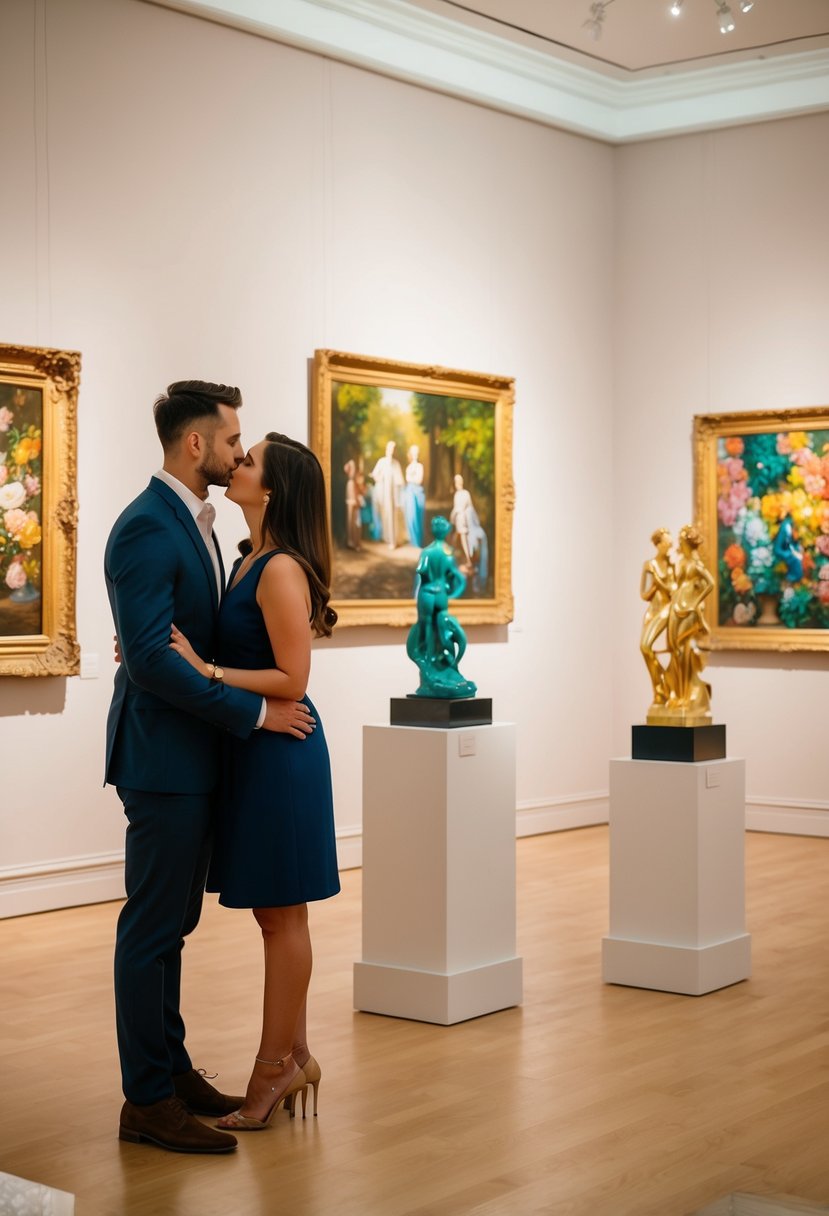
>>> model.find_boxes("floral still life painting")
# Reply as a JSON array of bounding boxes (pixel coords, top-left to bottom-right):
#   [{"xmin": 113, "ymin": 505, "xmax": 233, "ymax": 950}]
[
  {"xmin": 0, "ymin": 344, "xmax": 79, "ymax": 676},
  {"xmin": 694, "ymin": 408, "xmax": 829, "ymax": 651},
  {"xmin": 0, "ymin": 384, "xmax": 44, "ymax": 633}
]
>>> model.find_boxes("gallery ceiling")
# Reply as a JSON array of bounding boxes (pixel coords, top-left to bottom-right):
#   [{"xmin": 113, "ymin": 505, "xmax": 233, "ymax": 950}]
[
  {"xmin": 145, "ymin": 0, "xmax": 829, "ymax": 141},
  {"xmin": 405, "ymin": 0, "xmax": 829, "ymax": 77}
]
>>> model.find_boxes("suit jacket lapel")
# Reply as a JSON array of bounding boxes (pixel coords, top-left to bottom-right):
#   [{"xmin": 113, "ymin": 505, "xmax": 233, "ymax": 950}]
[
  {"xmin": 149, "ymin": 477, "xmax": 220, "ymax": 615},
  {"xmin": 215, "ymin": 533, "xmax": 227, "ymax": 602}
]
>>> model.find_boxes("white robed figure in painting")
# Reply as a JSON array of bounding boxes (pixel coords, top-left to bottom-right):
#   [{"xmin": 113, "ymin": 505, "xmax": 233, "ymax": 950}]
[
  {"xmin": 371, "ymin": 440, "xmax": 405, "ymax": 549},
  {"xmin": 403, "ymin": 444, "xmax": 425, "ymax": 548}
]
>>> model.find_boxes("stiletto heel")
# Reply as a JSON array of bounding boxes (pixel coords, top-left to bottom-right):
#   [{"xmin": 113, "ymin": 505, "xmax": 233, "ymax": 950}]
[
  {"xmin": 216, "ymin": 1056, "xmax": 306, "ymax": 1131},
  {"xmin": 285, "ymin": 1052, "xmax": 321, "ymax": 1117},
  {"xmin": 303, "ymin": 1056, "xmax": 320, "ymax": 1117}
]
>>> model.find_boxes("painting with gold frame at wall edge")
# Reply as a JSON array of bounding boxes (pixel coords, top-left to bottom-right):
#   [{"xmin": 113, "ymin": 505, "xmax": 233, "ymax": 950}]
[
  {"xmin": 311, "ymin": 349, "xmax": 515, "ymax": 627},
  {"xmin": 0, "ymin": 344, "xmax": 80, "ymax": 676},
  {"xmin": 693, "ymin": 406, "xmax": 829, "ymax": 653}
]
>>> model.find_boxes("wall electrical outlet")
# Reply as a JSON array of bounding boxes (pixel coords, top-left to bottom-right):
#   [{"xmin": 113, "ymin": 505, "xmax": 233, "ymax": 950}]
[{"xmin": 458, "ymin": 733, "xmax": 476, "ymax": 758}]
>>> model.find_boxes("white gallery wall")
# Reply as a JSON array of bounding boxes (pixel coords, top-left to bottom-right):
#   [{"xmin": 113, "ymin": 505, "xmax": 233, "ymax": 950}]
[
  {"xmin": 0, "ymin": 0, "xmax": 615, "ymax": 915},
  {"xmin": 613, "ymin": 114, "xmax": 829, "ymax": 835},
  {"xmin": 0, "ymin": 0, "xmax": 825, "ymax": 918}
]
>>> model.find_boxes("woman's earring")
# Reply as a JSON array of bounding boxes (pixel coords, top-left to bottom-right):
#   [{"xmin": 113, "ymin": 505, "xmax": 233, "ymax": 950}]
[{"xmin": 263, "ymin": 495, "xmax": 270, "ymax": 504}]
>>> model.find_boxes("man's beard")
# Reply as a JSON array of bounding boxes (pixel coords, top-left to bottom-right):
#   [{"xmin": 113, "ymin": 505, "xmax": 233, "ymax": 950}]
[{"xmin": 196, "ymin": 443, "xmax": 232, "ymax": 487}]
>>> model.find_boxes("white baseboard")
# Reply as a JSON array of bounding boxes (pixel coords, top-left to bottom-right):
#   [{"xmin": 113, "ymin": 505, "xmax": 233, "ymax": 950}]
[
  {"xmin": 336, "ymin": 793, "xmax": 610, "ymax": 873},
  {"xmin": 336, "ymin": 827, "xmax": 364, "ymax": 872},
  {"xmin": 3, "ymin": 793, "xmax": 824, "ymax": 919},
  {"xmin": 745, "ymin": 797, "xmax": 829, "ymax": 838},
  {"xmin": 516, "ymin": 792, "xmax": 609, "ymax": 837},
  {"xmin": 0, "ymin": 852, "xmax": 126, "ymax": 919}
]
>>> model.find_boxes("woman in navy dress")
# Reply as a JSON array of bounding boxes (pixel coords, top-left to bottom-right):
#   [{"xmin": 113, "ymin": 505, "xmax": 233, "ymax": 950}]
[{"xmin": 170, "ymin": 432, "xmax": 339, "ymax": 1129}]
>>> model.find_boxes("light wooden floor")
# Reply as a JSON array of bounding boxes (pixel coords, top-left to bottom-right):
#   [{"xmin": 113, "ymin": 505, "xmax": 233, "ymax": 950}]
[{"xmin": 1, "ymin": 827, "xmax": 828, "ymax": 1216}]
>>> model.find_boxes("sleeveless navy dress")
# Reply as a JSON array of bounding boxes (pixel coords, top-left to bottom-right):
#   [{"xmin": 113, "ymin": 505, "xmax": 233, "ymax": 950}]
[{"xmin": 206, "ymin": 551, "xmax": 340, "ymax": 909}]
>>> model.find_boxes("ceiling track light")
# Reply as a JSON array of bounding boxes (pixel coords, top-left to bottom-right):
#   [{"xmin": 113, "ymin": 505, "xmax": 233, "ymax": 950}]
[
  {"xmin": 593, "ymin": 0, "xmax": 756, "ymax": 37},
  {"xmin": 582, "ymin": 0, "xmax": 615, "ymax": 42},
  {"xmin": 716, "ymin": 2, "xmax": 736, "ymax": 35}
]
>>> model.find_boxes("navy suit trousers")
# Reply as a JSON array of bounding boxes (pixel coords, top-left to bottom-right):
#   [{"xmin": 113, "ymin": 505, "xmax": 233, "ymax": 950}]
[{"xmin": 114, "ymin": 787, "xmax": 214, "ymax": 1105}]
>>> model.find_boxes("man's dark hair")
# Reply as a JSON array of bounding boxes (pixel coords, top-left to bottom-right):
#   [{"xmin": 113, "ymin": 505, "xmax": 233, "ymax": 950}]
[{"xmin": 153, "ymin": 380, "xmax": 242, "ymax": 450}]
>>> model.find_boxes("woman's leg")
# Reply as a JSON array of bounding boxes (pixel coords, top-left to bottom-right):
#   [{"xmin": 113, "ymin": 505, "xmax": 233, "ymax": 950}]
[
  {"xmin": 257, "ymin": 903, "xmax": 311, "ymax": 1059},
  {"xmin": 292, "ymin": 998, "xmax": 309, "ymax": 1066},
  {"xmin": 220, "ymin": 903, "xmax": 311, "ymax": 1122}
]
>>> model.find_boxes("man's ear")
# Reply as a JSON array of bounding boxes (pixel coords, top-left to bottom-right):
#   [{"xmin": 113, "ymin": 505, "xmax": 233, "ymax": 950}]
[{"xmin": 183, "ymin": 429, "xmax": 204, "ymax": 460}]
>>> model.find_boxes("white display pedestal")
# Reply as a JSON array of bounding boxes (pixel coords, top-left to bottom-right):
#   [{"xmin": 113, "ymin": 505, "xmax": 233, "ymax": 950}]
[
  {"xmin": 602, "ymin": 757, "xmax": 751, "ymax": 996},
  {"xmin": 354, "ymin": 722, "xmax": 523, "ymax": 1025}
]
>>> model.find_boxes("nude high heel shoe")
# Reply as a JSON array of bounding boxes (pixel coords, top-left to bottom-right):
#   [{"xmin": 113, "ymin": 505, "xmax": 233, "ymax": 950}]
[
  {"xmin": 217, "ymin": 1056, "xmax": 307, "ymax": 1131},
  {"xmin": 286, "ymin": 1051, "xmax": 321, "ymax": 1118}
]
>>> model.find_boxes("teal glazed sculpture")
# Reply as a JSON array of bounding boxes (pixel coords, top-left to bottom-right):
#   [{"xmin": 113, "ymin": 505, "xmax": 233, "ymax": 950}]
[{"xmin": 406, "ymin": 516, "xmax": 477, "ymax": 699}]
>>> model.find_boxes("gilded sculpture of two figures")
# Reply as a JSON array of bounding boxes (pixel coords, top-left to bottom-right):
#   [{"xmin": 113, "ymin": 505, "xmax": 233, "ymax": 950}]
[{"xmin": 640, "ymin": 525, "xmax": 714, "ymax": 726}]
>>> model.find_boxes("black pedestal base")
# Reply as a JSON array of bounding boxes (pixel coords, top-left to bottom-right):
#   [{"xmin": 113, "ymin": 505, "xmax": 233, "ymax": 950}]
[
  {"xmin": 631, "ymin": 723, "xmax": 726, "ymax": 763},
  {"xmin": 390, "ymin": 696, "xmax": 493, "ymax": 729}
]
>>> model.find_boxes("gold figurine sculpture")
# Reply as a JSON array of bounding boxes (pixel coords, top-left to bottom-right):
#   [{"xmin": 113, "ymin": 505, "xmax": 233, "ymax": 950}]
[{"xmin": 640, "ymin": 524, "xmax": 714, "ymax": 726}]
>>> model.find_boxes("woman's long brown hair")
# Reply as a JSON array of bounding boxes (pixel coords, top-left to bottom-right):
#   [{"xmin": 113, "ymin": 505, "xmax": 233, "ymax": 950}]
[{"xmin": 239, "ymin": 432, "xmax": 337, "ymax": 638}]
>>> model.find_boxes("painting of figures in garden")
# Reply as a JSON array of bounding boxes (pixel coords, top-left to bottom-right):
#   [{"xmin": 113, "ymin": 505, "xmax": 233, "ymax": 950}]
[{"xmin": 329, "ymin": 381, "xmax": 496, "ymax": 604}]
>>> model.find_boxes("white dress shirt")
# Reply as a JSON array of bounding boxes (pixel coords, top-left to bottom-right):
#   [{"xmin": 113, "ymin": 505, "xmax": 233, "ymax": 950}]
[
  {"xmin": 155, "ymin": 468, "xmax": 222, "ymax": 599},
  {"xmin": 155, "ymin": 469, "xmax": 266, "ymax": 728}
]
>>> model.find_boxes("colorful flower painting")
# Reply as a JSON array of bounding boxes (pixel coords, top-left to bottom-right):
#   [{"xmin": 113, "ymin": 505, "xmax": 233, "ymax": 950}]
[
  {"xmin": 694, "ymin": 409, "xmax": 829, "ymax": 651},
  {"xmin": 0, "ymin": 382, "xmax": 44, "ymax": 636},
  {"xmin": 0, "ymin": 343, "xmax": 79, "ymax": 676}
]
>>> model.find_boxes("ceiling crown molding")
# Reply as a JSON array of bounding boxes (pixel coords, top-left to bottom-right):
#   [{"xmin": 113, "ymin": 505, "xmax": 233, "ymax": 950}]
[{"xmin": 143, "ymin": 0, "xmax": 829, "ymax": 142}]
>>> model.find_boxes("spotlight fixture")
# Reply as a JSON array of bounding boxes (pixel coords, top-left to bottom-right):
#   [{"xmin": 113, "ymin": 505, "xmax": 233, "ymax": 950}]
[
  {"xmin": 582, "ymin": 0, "xmax": 615, "ymax": 42},
  {"xmin": 716, "ymin": 1, "xmax": 735, "ymax": 34},
  {"xmin": 588, "ymin": 0, "xmax": 756, "ymax": 39}
]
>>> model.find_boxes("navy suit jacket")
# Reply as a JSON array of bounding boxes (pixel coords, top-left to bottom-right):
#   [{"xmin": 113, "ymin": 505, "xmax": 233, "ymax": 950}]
[{"xmin": 104, "ymin": 476, "xmax": 261, "ymax": 794}]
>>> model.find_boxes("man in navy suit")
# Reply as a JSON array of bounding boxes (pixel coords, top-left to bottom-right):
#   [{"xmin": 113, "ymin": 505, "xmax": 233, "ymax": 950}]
[{"xmin": 105, "ymin": 381, "xmax": 314, "ymax": 1154}]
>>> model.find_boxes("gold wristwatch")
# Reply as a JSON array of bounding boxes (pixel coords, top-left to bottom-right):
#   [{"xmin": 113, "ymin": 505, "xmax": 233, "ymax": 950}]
[{"xmin": 207, "ymin": 663, "xmax": 224, "ymax": 681}]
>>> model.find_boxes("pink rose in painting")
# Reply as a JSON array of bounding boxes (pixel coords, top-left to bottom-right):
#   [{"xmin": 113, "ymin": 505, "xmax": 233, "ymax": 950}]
[
  {"xmin": 777, "ymin": 433, "xmax": 792, "ymax": 455},
  {"xmin": 816, "ymin": 536, "xmax": 829, "ymax": 557},
  {"xmin": 0, "ymin": 407, "xmax": 13, "ymax": 432},
  {"xmin": 3, "ymin": 507, "xmax": 27, "ymax": 538},
  {"xmin": 719, "ymin": 482, "xmax": 751, "ymax": 524},
  {"xmin": 4, "ymin": 560, "xmax": 26, "ymax": 591},
  {"xmin": 24, "ymin": 474, "xmax": 40, "ymax": 497},
  {"xmin": 718, "ymin": 496, "xmax": 739, "ymax": 527},
  {"xmin": 0, "ymin": 465, "xmax": 7, "ymax": 487}
]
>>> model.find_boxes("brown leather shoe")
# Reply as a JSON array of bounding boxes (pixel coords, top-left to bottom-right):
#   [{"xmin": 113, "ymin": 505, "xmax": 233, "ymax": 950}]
[
  {"xmin": 173, "ymin": 1068, "xmax": 245, "ymax": 1116},
  {"xmin": 119, "ymin": 1096, "xmax": 237, "ymax": 1153}
]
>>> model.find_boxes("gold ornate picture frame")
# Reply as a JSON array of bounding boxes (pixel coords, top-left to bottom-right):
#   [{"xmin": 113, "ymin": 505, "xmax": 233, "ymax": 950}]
[
  {"xmin": 694, "ymin": 406, "xmax": 829, "ymax": 652},
  {"xmin": 0, "ymin": 344, "xmax": 80, "ymax": 676},
  {"xmin": 311, "ymin": 349, "xmax": 514, "ymax": 627}
]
